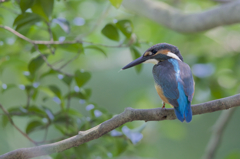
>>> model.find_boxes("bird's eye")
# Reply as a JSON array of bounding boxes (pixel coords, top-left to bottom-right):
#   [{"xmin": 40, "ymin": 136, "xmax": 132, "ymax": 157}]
[{"xmin": 152, "ymin": 49, "xmax": 157, "ymax": 54}]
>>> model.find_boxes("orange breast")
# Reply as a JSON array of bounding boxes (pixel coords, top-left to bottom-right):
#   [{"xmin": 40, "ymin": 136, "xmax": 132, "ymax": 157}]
[{"xmin": 154, "ymin": 84, "xmax": 170, "ymax": 104}]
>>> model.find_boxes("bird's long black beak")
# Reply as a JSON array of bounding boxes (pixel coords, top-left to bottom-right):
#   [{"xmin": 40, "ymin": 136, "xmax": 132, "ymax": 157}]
[{"xmin": 122, "ymin": 56, "xmax": 147, "ymax": 70}]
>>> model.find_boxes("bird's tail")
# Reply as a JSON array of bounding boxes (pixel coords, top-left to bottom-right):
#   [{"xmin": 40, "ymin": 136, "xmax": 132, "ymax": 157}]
[{"xmin": 174, "ymin": 101, "xmax": 192, "ymax": 123}]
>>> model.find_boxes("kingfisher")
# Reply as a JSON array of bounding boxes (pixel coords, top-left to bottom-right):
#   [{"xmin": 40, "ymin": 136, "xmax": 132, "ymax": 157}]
[{"xmin": 122, "ymin": 43, "xmax": 195, "ymax": 122}]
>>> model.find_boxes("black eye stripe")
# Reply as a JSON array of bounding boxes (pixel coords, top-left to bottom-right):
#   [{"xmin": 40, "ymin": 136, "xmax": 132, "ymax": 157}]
[{"xmin": 152, "ymin": 49, "xmax": 157, "ymax": 54}]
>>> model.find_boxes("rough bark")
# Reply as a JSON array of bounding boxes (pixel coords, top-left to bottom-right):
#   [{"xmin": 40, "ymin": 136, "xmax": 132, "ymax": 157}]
[{"xmin": 122, "ymin": 0, "xmax": 240, "ymax": 33}]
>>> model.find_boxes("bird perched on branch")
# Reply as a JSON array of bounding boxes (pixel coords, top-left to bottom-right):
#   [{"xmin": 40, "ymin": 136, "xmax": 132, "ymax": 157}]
[{"xmin": 122, "ymin": 43, "xmax": 195, "ymax": 122}]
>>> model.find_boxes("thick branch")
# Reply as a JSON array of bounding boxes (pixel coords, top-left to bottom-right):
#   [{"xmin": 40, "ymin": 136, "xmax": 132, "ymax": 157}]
[
  {"xmin": 0, "ymin": 94, "xmax": 240, "ymax": 159},
  {"xmin": 122, "ymin": 0, "xmax": 240, "ymax": 33}
]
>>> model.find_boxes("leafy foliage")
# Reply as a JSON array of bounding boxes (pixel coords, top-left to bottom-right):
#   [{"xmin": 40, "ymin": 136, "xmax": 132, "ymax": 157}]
[
  {"xmin": 1, "ymin": 0, "xmax": 240, "ymax": 159},
  {"xmin": 0, "ymin": 0, "xmax": 145, "ymax": 158}
]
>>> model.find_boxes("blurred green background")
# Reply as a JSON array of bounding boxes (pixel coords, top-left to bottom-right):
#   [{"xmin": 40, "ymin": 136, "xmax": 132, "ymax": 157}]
[{"xmin": 0, "ymin": 0, "xmax": 240, "ymax": 159}]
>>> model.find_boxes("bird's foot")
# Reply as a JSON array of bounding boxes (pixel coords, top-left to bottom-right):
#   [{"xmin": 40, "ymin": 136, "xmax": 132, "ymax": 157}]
[{"xmin": 162, "ymin": 102, "xmax": 165, "ymax": 109}]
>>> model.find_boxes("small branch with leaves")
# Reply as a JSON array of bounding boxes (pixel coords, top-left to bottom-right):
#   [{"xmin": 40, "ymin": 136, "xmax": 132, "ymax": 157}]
[
  {"xmin": 0, "ymin": 94, "xmax": 239, "ymax": 159},
  {"xmin": 0, "ymin": 25, "xmax": 132, "ymax": 47}
]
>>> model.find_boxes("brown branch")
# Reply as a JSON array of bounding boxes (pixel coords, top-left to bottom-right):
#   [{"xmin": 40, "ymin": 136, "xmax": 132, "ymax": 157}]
[
  {"xmin": 122, "ymin": 0, "xmax": 240, "ymax": 33},
  {"xmin": 201, "ymin": 108, "xmax": 236, "ymax": 159},
  {"xmin": 0, "ymin": 104, "xmax": 37, "ymax": 145},
  {"xmin": 0, "ymin": 25, "xmax": 130, "ymax": 48},
  {"xmin": 0, "ymin": 94, "xmax": 240, "ymax": 159}
]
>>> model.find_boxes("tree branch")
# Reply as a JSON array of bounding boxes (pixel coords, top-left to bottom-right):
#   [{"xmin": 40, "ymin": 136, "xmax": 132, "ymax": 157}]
[
  {"xmin": 122, "ymin": 0, "xmax": 240, "ymax": 33},
  {"xmin": 0, "ymin": 25, "xmax": 131, "ymax": 48},
  {"xmin": 201, "ymin": 108, "xmax": 236, "ymax": 159},
  {"xmin": 0, "ymin": 94, "xmax": 240, "ymax": 159},
  {"xmin": 0, "ymin": 104, "xmax": 37, "ymax": 145}
]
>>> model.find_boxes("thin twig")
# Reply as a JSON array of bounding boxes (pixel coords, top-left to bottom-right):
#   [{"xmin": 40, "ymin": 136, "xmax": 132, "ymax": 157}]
[
  {"xmin": 46, "ymin": 22, "xmax": 53, "ymax": 42},
  {"xmin": 46, "ymin": 44, "xmax": 56, "ymax": 54},
  {"xmin": 33, "ymin": 45, "xmax": 73, "ymax": 77},
  {"xmin": 0, "ymin": 103, "xmax": 37, "ymax": 145},
  {"xmin": 0, "ymin": 25, "xmax": 130, "ymax": 48},
  {"xmin": 0, "ymin": 5, "xmax": 19, "ymax": 14},
  {"xmin": 66, "ymin": 87, "xmax": 71, "ymax": 110},
  {"xmin": 51, "ymin": 59, "xmax": 64, "ymax": 66},
  {"xmin": 45, "ymin": 22, "xmax": 56, "ymax": 54},
  {"xmin": 58, "ymin": 53, "xmax": 80, "ymax": 70},
  {"xmin": 40, "ymin": 126, "xmax": 49, "ymax": 144},
  {"xmin": 26, "ymin": 89, "xmax": 34, "ymax": 109},
  {"xmin": 201, "ymin": 108, "xmax": 236, "ymax": 159},
  {"xmin": 78, "ymin": 4, "xmax": 111, "ymax": 38},
  {"xmin": 1, "ymin": 94, "xmax": 240, "ymax": 159}
]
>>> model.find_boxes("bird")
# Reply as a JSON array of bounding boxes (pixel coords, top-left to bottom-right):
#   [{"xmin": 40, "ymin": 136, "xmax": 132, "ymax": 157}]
[{"xmin": 122, "ymin": 43, "xmax": 195, "ymax": 122}]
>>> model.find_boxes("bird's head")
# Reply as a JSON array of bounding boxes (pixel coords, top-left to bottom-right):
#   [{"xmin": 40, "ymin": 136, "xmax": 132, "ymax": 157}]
[{"xmin": 122, "ymin": 43, "xmax": 183, "ymax": 70}]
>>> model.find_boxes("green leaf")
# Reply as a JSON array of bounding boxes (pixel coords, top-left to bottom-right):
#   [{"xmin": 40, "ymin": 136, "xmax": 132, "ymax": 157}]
[
  {"xmin": 32, "ymin": 89, "xmax": 38, "ymax": 101},
  {"xmin": 82, "ymin": 88, "xmax": 91, "ymax": 99},
  {"xmin": 74, "ymin": 70, "xmax": 91, "ymax": 87},
  {"xmin": 30, "ymin": 44, "xmax": 48, "ymax": 53},
  {"xmin": 2, "ymin": 115, "xmax": 9, "ymax": 127},
  {"xmin": 8, "ymin": 107, "xmax": 26, "ymax": 114},
  {"xmin": 13, "ymin": 13, "xmax": 41, "ymax": 31},
  {"xmin": 31, "ymin": 0, "xmax": 54, "ymax": 21},
  {"xmin": 101, "ymin": 24, "xmax": 119, "ymax": 41},
  {"xmin": 59, "ymin": 43, "xmax": 84, "ymax": 53},
  {"xmin": 39, "ymin": 87, "xmax": 55, "ymax": 97},
  {"xmin": 28, "ymin": 55, "xmax": 48, "ymax": 75},
  {"xmin": 25, "ymin": 85, "xmax": 33, "ymax": 94},
  {"xmin": 48, "ymin": 85, "xmax": 61, "ymax": 98},
  {"xmin": 62, "ymin": 76, "xmax": 73, "ymax": 86},
  {"xmin": 130, "ymin": 47, "xmax": 142, "ymax": 73},
  {"xmin": 40, "ymin": 69, "xmax": 57, "ymax": 79},
  {"xmin": 24, "ymin": 73, "xmax": 35, "ymax": 82},
  {"xmin": 54, "ymin": 123, "xmax": 68, "ymax": 135},
  {"xmin": 19, "ymin": 0, "xmax": 35, "ymax": 13},
  {"xmin": 85, "ymin": 45, "xmax": 107, "ymax": 57},
  {"xmin": 26, "ymin": 120, "xmax": 43, "ymax": 134},
  {"xmin": 112, "ymin": 138, "xmax": 128, "ymax": 156},
  {"xmin": 65, "ymin": 109, "xmax": 82, "ymax": 118},
  {"xmin": 65, "ymin": 91, "xmax": 86, "ymax": 99},
  {"xmin": 28, "ymin": 106, "xmax": 46, "ymax": 117},
  {"xmin": 74, "ymin": 144, "xmax": 89, "ymax": 158},
  {"xmin": 116, "ymin": 20, "xmax": 133, "ymax": 38},
  {"xmin": 109, "ymin": 0, "xmax": 123, "ymax": 8}
]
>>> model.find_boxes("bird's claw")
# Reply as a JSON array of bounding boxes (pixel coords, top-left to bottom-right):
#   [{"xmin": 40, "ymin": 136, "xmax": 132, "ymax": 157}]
[{"xmin": 162, "ymin": 102, "xmax": 165, "ymax": 109}]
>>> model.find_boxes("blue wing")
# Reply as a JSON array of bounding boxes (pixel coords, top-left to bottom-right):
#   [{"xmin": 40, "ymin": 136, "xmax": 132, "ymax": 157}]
[
  {"xmin": 152, "ymin": 60, "xmax": 179, "ymax": 107},
  {"xmin": 179, "ymin": 63, "xmax": 195, "ymax": 102},
  {"xmin": 153, "ymin": 59, "xmax": 194, "ymax": 122}
]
